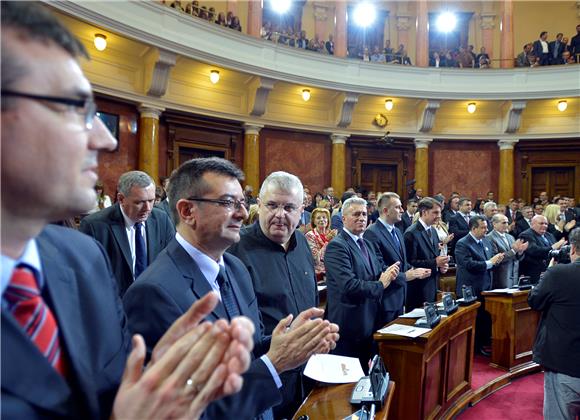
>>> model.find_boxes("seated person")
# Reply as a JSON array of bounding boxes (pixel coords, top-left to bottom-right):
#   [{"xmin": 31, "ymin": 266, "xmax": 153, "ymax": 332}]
[{"xmin": 305, "ymin": 208, "xmax": 338, "ymax": 281}]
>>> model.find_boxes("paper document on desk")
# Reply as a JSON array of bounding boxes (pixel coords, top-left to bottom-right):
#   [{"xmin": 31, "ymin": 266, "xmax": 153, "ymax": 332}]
[
  {"xmin": 488, "ymin": 288, "xmax": 520, "ymax": 294},
  {"xmin": 377, "ymin": 323, "xmax": 431, "ymax": 338},
  {"xmin": 304, "ymin": 354, "xmax": 365, "ymax": 383},
  {"xmin": 399, "ymin": 308, "xmax": 426, "ymax": 318}
]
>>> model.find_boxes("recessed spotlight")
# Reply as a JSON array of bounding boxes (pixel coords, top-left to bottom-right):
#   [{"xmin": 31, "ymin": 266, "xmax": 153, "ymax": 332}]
[
  {"xmin": 302, "ymin": 89, "xmax": 311, "ymax": 102},
  {"xmin": 94, "ymin": 34, "xmax": 107, "ymax": 51},
  {"xmin": 210, "ymin": 70, "xmax": 220, "ymax": 84},
  {"xmin": 557, "ymin": 100, "xmax": 567, "ymax": 112},
  {"xmin": 385, "ymin": 99, "xmax": 393, "ymax": 111},
  {"xmin": 467, "ymin": 102, "xmax": 476, "ymax": 114}
]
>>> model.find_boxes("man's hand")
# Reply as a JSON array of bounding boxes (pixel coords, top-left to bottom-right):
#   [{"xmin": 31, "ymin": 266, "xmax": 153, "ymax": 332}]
[
  {"xmin": 565, "ymin": 219, "xmax": 576, "ymax": 232},
  {"xmin": 442, "ymin": 233, "xmax": 454, "ymax": 245},
  {"xmin": 490, "ymin": 253, "xmax": 505, "ymax": 265},
  {"xmin": 287, "ymin": 308, "xmax": 340, "ymax": 353},
  {"xmin": 511, "ymin": 239, "xmax": 528, "ymax": 254},
  {"xmin": 405, "ymin": 268, "xmax": 431, "ymax": 281},
  {"xmin": 552, "ymin": 238, "xmax": 567, "ymax": 250},
  {"xmin": 266, "ymin": 312, "xmax": 334, "ymax": 373},
  {"xmin": 379, "ymin": 262, "xmax": 400, "ymax": 288},
  {"xmin": 436, "ymin": 255, "xmax": 450, "ymax": 268}
]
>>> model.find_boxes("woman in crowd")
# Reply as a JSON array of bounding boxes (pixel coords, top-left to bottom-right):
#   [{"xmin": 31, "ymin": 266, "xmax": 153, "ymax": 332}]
[
  {"xmin": 230, "ymin": 16, "xmax": 242, "ymax": 32},
  {"xmin": 305, "ymin": 208, "xmax": 337, "ymax": 281},
  {"xmin": 89, "ymin": 181, "xmax": 112, "ymax": 214},
  {"xmin": 215, "ymin": 12, "xmax": 227, "ymax": 26}
]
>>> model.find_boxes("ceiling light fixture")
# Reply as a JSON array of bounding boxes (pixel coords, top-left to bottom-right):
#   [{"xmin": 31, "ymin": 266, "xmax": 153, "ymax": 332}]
[
  {"xmin": 467, "ymin": 102, "xmax": 476, "ymax": 114},
  {"xmin": 210, "ymin": 70, "xmax": 220, "ymax": 84},
  {"xmin": 557, "ymin": 100, "xmax": 567, "ymax": 112},
  {"xmin": 94, "ymin": 34, "xmax": 107, "ymax": 51},
  {"xmin": 302, "ymin": 89, "xmax": 311, "ymax": 102},
  {"xmin": 385, "ymin": 99, "xmax": 393, "ymax": 111}
]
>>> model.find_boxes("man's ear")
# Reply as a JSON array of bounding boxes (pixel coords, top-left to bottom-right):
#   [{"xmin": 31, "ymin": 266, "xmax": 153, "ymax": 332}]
[
  {"xmin": 176, "ymin": 199, "xmax": 195, "ymax": 226},
  {"xmin": 117, "ymin": 192, "xmax": 125, "ymax": 204}
]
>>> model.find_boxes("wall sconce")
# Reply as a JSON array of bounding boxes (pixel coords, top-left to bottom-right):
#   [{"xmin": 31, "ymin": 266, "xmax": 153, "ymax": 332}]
[
  {"xmin": 302, "ymin": 89, "xmax": 311, "ymax": 102},
  {"xmin": 557, "ymin": 100, "xmax": 567, "ymax": 112},
  {"xmin": 385, "ymin": 99, "xmax": 393, "ymax": 111},
  {"xmin": 467, "ymin": 102, "xmax": 476, "ymax": 114},
  {"xmin": 210, "ymin": 70, "xmax": 220, "ymax": 84},
  {"xmin": 94, "ymin": 34, "xmax": 107, "ymax": 51}
]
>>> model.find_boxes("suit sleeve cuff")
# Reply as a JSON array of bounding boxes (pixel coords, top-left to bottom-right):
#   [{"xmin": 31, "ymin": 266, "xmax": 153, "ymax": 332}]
[
  {"xmin": 260, "ymin": 355, "xmax": 283, "ymax": 389},
  {"xmin": 485, "ymin": 261, "xmax": 493, "ymax": 269}
]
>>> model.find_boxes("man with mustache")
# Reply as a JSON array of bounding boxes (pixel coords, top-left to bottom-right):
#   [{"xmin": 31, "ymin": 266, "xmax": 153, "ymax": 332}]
[{"xmin": 80, "ymin": 170, "xmax": 175, "ymax": 296}]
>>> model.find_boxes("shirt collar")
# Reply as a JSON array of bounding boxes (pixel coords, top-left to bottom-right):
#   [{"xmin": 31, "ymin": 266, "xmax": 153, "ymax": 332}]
[
  {"xmin": 120, "ymin": 205, "xmax": 141, "ymax": 229},
  {"xmin": 418, "ymin": 218, "xmax": 431, "ymax": 231},
  {"xmin": 1, "ymin": 238, "xmax": 43, "ymax": 298},
  {"xmin": 468, "ymin": 232, "xmax": 481, "ymax": 243},
  {"xmin": 378, "ymin": 217, "xmax": 395, "ymax": 232},
  {"xmin": 342, "ymin": 227, "xmax": 363, "ymax": 242},
  {"xmin": 175, "ymin": 232, "xmax": 224, "ymax": 287}
]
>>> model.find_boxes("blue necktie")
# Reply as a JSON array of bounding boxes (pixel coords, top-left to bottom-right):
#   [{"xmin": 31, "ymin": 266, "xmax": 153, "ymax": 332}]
[
  {"xmin": 217, "ymin": 266, "xmax": 240, "ymax": 320},
  {"xmin": 357, "ymin": 238, "xmax": 371, "ymax": 267},
  {"xmin": 391, "ymin": 228, "xmax": 401, "ymax": 251},
  {"xmin": 541, "ymin": 235, "xmax": 550, "ymax": 246},
  {"xmin": 134, "ymin": 222, "xmax": 147, "ymax": 279}
]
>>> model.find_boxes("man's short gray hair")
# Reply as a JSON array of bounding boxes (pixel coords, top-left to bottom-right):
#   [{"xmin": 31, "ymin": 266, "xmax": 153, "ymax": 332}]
[
  {"xmin": 259, "ymin": 171, "xmax": 303, "ymax": 200},
  {"xmin": 117, "ymin": 171, "xmax": 155, "ymax": 196},
  {"xmin": 483, "ymin": 201, "xmax": 498, "ymax": 211},
  {"xmin": 342, "ymin": 197, "xmax": 367, "ymax": 214},
  {"xmin": 377, "ymin": 192, "xmax": 400, "ymax": 211},
  {"xmin": 491, "ymin": 213, "xmax": 507, "ymax": 224}
]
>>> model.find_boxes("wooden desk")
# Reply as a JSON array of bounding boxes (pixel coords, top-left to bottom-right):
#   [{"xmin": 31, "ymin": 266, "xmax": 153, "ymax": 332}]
[
  {"xmin": 482, "ymin": 290, "xmax": 540, "ymax": 371},
  {"xmin": 374, "ymin": 303, "xmax": 479, "ymax": 420},
  {"xmin": 293, "ymin": 381, "xmax": 395, "ymax": 420}
]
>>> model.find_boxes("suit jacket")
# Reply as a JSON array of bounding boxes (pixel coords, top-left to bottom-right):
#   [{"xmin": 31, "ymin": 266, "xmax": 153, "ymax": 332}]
[
  {"xmin": 364, "ymin": 221, "xmax": 408, "ymax": 322},
  {"xmin": 455, "ymin": 234, "xmax": 494, "ymax": 296},
  {"xmin": 533, "ymin": 39, "xmax": 549, "ymax": 58},
  {"xmin": 548, "ymin": 40, "xmax": 565, "ymax": 63},
  {"xmin": 155, "ymin": 199, "xmax": 173, "ymax": 225},
  {"xmin": 79, "ymin": 204, "xmax": 175, "ymax": 296},
  {"xmin": 514, "ymin": 217, "xmax": 532, "ymax": 238},
  {"xmin": 123, "ymin": 239, "xmax": 281, "ymax": 419},
  {"xmin": 325, "ymin": 230, "xmax": 385, "ymax": 357},
  {"xmin": 448, "ymin": 212, "xmax": 471, "ymax": 252},
  {"xmin": 2, "ymin": 226, "xmax": 131, "ymax": 419},
  {"xmin": 330, "ymin": 211, "xmax": 343, "ymax": 230},
  {"xmin": 395, "ymin": 212, "xmax": 413, "ymax": 233},
  {"xmin": 403, "ymin": 222, "xmax": 441, "ymax": 309},
  {"xmin": 299, "ymin": 210, "xmax": 312, "ymax": 227},
  {"xmin": 518, "ymin": 228, "xmax": 555, "ymax": 282},
  {"xmin": 528, "ymin": 260, "xmax": 580, "ymax": 378},
  {"xmin": 442, "ymin": 209, "xmax": 457, "ymax": 224},
  {"xmin": 486, "ymin": 230, "xmax": 524, "ymax": 288}
]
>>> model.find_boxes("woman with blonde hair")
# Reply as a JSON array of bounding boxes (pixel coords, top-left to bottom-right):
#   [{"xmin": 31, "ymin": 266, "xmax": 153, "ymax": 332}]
[
  {"xmin": 544, "ymin": 203, "xmax": 565, "ymax": 241},
  {"xmin": 245, "ymin": 203, "xmax": 259, "ymax": 225},
  {"xmin": 305, "ymin": 207, "xmax": 337, "ymax": 281}
]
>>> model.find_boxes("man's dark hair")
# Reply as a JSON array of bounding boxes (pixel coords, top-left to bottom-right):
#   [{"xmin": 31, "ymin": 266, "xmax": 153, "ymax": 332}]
[
  {"xmin": 341, "ymin": 191, "xmax": 356, "ymax": 204},
  {"xmin": 417, "ymin": 197, "xmax": 442, "ymax": 215},
  {"xmin": 406, "ymin": 198, "xmax": 418, "ymax": 206},
  {"xmin": 1, "ymin": 2, "xmax": 88, "ymax": 97},
  {"xmin": 458, "ymin": 197, "xmax": 472, "ymax": 206},
  {"xmin": 469, "ymin": 215, "xmax": 486, "ymax": 230},
  {"xmin": 540, "ymin": 31, "xmax": 548, "ymax": 38},
  {"xmin": 168, "ymin": 157, "xmax": 244, "ymax": 224}
]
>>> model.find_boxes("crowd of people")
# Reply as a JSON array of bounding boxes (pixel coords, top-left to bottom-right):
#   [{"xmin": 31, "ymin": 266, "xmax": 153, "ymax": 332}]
[
  {"xmin": 516, "ymin": 26, "xmax": 580, "ymax": 67},
  {"xmin": 429, "ymin": 45, "xmax": 491, "ymax": 68},
  {"xmin": 163, "ymin": 0, "xmax": 243, "ymax": 32},
  {"xmin": 260, "ymin": 22, "xmax": 336, "ymax": 55}
]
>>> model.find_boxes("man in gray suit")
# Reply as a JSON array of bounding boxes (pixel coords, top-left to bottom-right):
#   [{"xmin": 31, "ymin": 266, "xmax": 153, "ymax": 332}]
[{"xmin": 486, "ymin": 214, "xmax": 529, "ymax": 288}]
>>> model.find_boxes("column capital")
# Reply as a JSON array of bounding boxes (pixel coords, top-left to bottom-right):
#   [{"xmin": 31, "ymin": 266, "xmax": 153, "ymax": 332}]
[
  {"xmin": 330, "ymin": 133, "xmax": 350, "ymax": 144},
  {"xmin": 480, "ymin": 13, "xmax": 496, "ymax": 30},
  {"xmin": 396, "ymin": 14, "xmax": 411, "ymax": 31},
  {"xmin": 497, "ymin": 138, "xmax": 519, "ymax": 150},
  {"xmin": 414, "ymin": 138, "xmax": 433, "ymax": 149},
  {"xmin": 313, "ymin": 2, "xmax": 330, "ymax": 21},
  {"xmin": 138, "ymin": 104, "xmax": 164, "ymax": 119},
  {"xmin": 243, "ymin": 123, "xmax": 264, "ymax": 135}
]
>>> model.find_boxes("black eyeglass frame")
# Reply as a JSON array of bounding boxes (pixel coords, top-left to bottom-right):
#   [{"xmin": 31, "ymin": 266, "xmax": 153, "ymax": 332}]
[
  {"xmin": 186, "ymin": 197, "xmax": 246, "ymax": 211},
  {"xmin": 2, "ymin": 90, "xmax": 96, "ymax": 130}
]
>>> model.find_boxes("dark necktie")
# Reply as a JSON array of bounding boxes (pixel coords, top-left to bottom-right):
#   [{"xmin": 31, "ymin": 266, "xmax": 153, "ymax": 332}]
[
  {"xmin": 464, "ymin": 215, "xmax": 470, "ymax": 224},
  {"xmin": 390, "ymin": 228, "xmax": 401, "ymax": 252},
  {"xmin": 357, "ymin": 238, "xmax": 371, "ymax": 266},
  {"xmin": 216, "ymin": 266, "xmax": 240, "ymax": 320},
  {"xmin": 5, "ymin": 265, "xmax": 67, "ymax": 376},
  {"xmin": 134, "ymin": 222, "xmax": 147, "ymax": 279},
  {"xmin": 541, "ymin": 235, "xmax": 550, "ymax": 246},
  {"xmin": 478, "ymin": 240, "xmax": 485, "ymax": 256}
]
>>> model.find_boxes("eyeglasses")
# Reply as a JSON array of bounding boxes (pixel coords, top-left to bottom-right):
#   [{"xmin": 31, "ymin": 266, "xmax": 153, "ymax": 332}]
[
  {"xmin": 187, "ymin": 197, "xmax": 246, "ymax": 211},
  {"xmin": 2, "ymin": 90, "xmax": 96, "ymax": 130},
  {"xmin": 263, "ymin": 201, "xmax": 300, "ymax": 214}
]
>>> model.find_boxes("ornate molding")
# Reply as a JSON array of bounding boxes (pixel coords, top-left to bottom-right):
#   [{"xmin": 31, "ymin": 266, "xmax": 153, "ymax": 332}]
[
  {"xmin": 313, "ymin": 2, "xmax": 329, "ymax": 21},
  {"xmin": 414, "ymin": 138, "xmax": 433, "ymax": 149},
  {"xmin": 243, "ymin": 123, "xmax": 264, "ymax": 135},
  {"xmin": 480, "ymin": 13, "xmax": 496, "ymax": 30},
  {"xmin": 331, "ymin": 133, "xmax": 349, "ymax": 145},
  {"xmin": 503, "ymin": 100, "xmax": 527, "ymax": 133},
  {"xmin": 336, "ymin": 92, "xmax": 360, "ymax": 128},
  {"xmin": 498, "ymin": 138, "xmax": 519, "ymax": 150},
  {"xmin": 145, "ymin": 48, "xmax": 177, "ymax": 97},
  {"xmin": 248, "ymin": 77, "xmax": 276, "ymax": 117},
  {"xmin": 396, "ymin": 15, "xmax": 411, "ymax": 31},
  {"xmin": 418, "ymin": 100, "xmax": 441, "ymax": 132},
  {"xmin": 138, "ymin": 104, "xmax": 164, "ymax": 119}
]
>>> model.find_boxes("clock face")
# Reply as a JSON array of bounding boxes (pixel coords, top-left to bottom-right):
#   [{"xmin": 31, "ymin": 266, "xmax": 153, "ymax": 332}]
[{"xmin": 374, "ymin": 113, "xmax": 388, "ymax": 127}]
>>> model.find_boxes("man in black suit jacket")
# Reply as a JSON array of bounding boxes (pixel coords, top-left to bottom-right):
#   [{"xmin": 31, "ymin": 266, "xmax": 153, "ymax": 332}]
[
  {"xmin": 395, "ymin": 198, "xmax": 417, "ymax": 233},
  {"xmin": 528, "ymin": 228, "xmax": 580, "ymax": 419},
  {"xmin": 514, "ymin": 205, "xmax": 533, "ymax": 238},
  {"xmin": 448, "ymin": 197, "xmax": 473, "ymax": 256},
  {"xmin": 2, "ymin": 5, "xmax": 252, "ymax": 417},
  {"xmin": 80, "ymin": 171, "xmax": 175, "ymax": 296},
  {"xmin": 519, "ymin": 215, "xmax": 567, "ymax": 282},
  {"xmin": 403, "ymin": 198, "xmax": 450, "ymax": 310},
  {"xmin": 325, "ymin": 197, "xmax": 399, "ymax": 368},
  {"xmin": 549, "ymin": 33, "xmax": 565, "ymax": 64},
  {"xmin": 533, "ymin": 31, "xmax": 550, "ymax": 65},
  {"xmin": 364, "ymin": 193, "xmax": 431, "ymax": 321},
  {"xmin": 124, "ymin": 158, "xmax": 339, "ymax": 420},
  {"xmin": 442, "ymin": 196, "xmax": 460, "ymax": 224},
  {"xmin": 482, "ymin": 201, "xmax": 498, "ymax": 233}
]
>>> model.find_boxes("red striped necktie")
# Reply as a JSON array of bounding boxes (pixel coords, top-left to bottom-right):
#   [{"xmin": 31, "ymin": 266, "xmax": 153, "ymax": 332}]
[{"xmin": 5, "ymin": 265, "xmax": 67, "ymax": 377}]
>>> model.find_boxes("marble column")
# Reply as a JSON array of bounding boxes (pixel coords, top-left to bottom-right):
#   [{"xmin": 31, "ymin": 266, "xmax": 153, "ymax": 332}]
[
  {"xmin": 331, "ymin": 134, "xmax": 349, "ymax": 195},
  {"xmin": 396, "ymin": 3, "xmax": 411, "ymax": 53},
  {"xmin": 497, "ymin": 139, "xmax": 518, "ymax": 204},
  {"xmin": 138, "ymin": 105, "xmax": 163, "ymax": 183},
  {"xmin": 480, "ymin": 1, "xmax": 495, "ymax": 60},
  {"xmin": 415, "ymin": 0, "xmax": 429, "ymax": 67},
  {"xmin": 313, "ymin": 2, "xmax": 329, "ymax": 43},
  {"xmin": 414, "ymin": 138, "xmax": 432, "ymax": 195},
  {"xmin": 500, "ymin": 0, "xmax": 514, "ymax": 68},
  {"xmin": 247, "ymin": 0, "xmax": 262, "ymax": 38},
  {"xmin": 334, "ymin": 1, "xmax": 347, "ymax": 58},
  {"xmin": 243, "ymin": 124, "xmax": 263, "ymax": 191}
]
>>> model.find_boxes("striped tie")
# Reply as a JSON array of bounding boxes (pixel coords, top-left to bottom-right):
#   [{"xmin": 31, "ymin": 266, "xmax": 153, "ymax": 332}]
[{"xmin": 5, "ymin": 265, "xmax": 67, "ymax": 376}]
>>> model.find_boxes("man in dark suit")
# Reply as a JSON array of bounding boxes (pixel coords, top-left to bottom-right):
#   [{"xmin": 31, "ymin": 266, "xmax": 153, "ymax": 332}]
[
  {"xmin": 331, "ymin": 191, "xmax": 356, "ymax": 230},
  {"xmin": 442, "ymin": 196, "xmax": 460, "ymax": 224},
  {"xmin": 364, "ymin": 193, "xmax": 431, "ymax": 320},
  {"xmin": 2, "ymin": 4, "xmax": 252, "ymax": 417},
  {"xmin": 528, "ymin": 228, "xmax": 580, "ymax": 419},
  {"xmin": 519, "ymin": 215, "xmax": 567, "ymax": 282},
  {"xmin": 403, "ymin": 198, "xmax": 450, "ymax": 310},
  {"xmin": 325, "ymin": 197, "xmax": 399, "ymax": 368},
  {"xmin": 514, "ymin": 205, "xmax": 534, "ymax": 238},
  {"xmin": 455, "ymin": 216, "xmax": 504, "ymax": 355},
  {"xmin": 549, "ymin": 33, "xmax": 565, "ymax": 64},
  {"xmin": 448, "ymin": 197, "xmax": 473, "ymax": 255},
  {"xmin": 395, "ymin": 198, "xmax": 417, "ymax": 233},
  {"xmin": 124, "ymin": 158, "xmax": 339, "ymax": 420},
  {"xmin": 533, "ymin": 31, "xmax": 550, "ymax": 65},
  {"xmin": 80, "ymin": 171, "xmax": 175, "ymax": 296},
  {"xmin": 482, "ymin": 201, "xmax": 498, "ymax": 233}
]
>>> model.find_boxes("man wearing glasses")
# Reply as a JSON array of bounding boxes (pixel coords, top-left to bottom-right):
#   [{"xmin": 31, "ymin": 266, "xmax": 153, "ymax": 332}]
[
  {"xmin": 123, "ymin": 158, "xmax": 339, "ymax": 419},
  {"xmin": 2, "ymin": 3, "xmax": 254, "ymax": 418},
  {"xmin": 228, "ymin": 171, "xmax": 321, "ymax": 418}
]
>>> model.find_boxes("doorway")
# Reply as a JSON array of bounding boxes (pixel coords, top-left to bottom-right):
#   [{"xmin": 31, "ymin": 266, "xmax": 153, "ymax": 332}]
[
  {"xmin": 530, "ymin": 166, "xmax": 576, "ymax": 201},
  {"xmin": 358, "ymin": 162, "xmax": 398, "ymax": 195}
]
